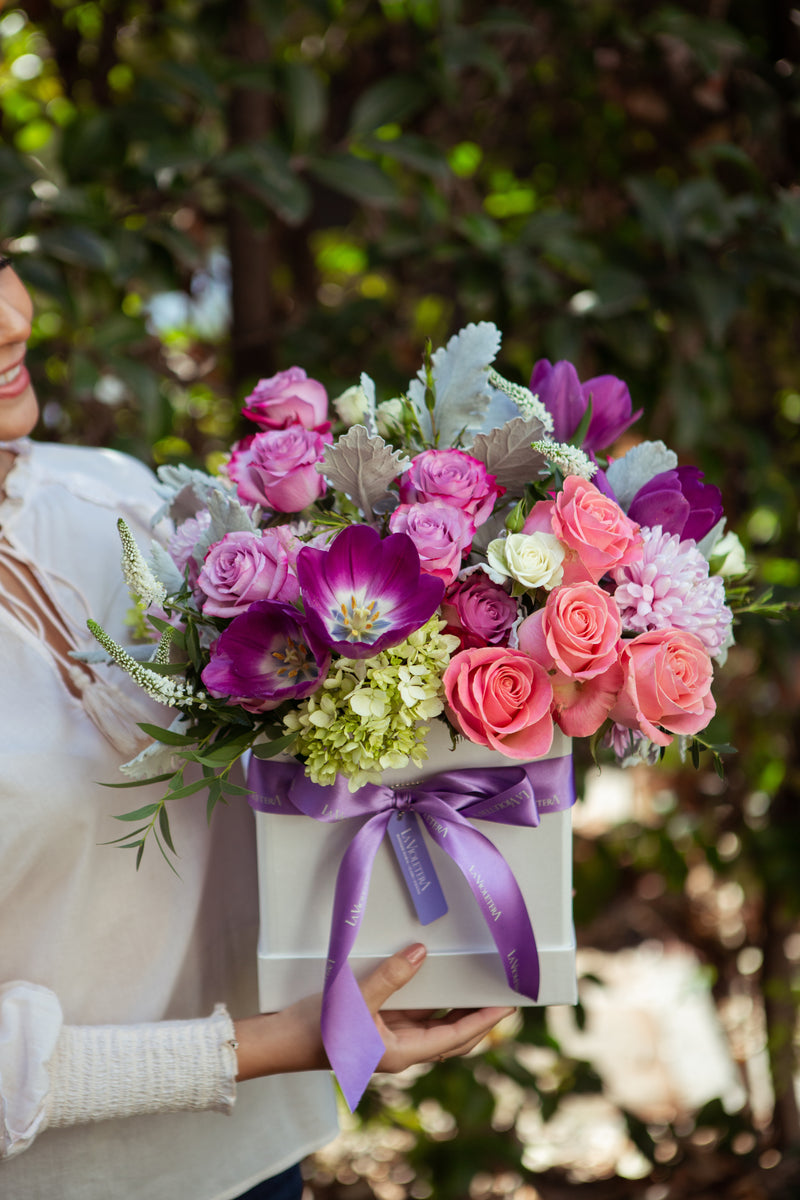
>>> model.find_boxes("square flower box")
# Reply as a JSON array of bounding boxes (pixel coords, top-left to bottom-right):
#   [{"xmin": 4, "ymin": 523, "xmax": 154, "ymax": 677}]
[{"xmin": 254, "ymin": 725, "xmax": 577, "ymax": 1011}]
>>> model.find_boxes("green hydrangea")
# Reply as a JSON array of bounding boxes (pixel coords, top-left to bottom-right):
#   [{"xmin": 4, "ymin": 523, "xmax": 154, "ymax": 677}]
[{"xmin": 283, "ymin": 616, "xmax": 461, "ymax": 790}]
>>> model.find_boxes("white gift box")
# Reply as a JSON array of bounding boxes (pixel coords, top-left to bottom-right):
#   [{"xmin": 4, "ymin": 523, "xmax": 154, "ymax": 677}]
[{"xmin": 255, "ymin": 724, "xmax": 576, "ymax": 1010}]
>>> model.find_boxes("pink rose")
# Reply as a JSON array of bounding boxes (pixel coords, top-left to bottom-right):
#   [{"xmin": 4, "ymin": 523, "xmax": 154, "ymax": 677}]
[
  {"xmin": 517, "ymin": 583, "xmax": 622, "ymax": 679},
  {"xmin": 549, "ymin": 476, "xmax": 642, "ymax": 584},
  {"xmin": 610, "ymin": 627, "xmax": 716, "ymax": 747},
  {"xmin": 228, "ymin": 428, "xmax": 329, "ymax": 512},
  {"xmin": 399, "ymin": 448, "xmax": 504, "ymax": 529},
  {"xmin": 441, "ymin": 572, "xmax": 518, "ymax": 649},
  {"xmin": 167, "ymin": 510, "xmax": 212, "ymax": 588},
  {"xmin": 389, "ymin": 501, "xmax": 474, "ymax": 584},
  {"xmin": 197, "ymin": 530, "xmax": 300, "ymax": 617},
  {"xmin": 443, "ymin": 647, "xmax": 554, "ymax": 759},
  {"xmin": 241, "ymin": 366, "xmax": 329, "ymax": 432}
]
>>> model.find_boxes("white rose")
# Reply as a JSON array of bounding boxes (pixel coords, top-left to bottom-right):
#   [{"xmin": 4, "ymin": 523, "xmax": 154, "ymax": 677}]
[
  {"xmin": 486, "ymin": 532, "xmax": 565, "ymax": 592},
  {"xmin": 333, "ymin": 384, "xmax": 370, "ymax": 426}
]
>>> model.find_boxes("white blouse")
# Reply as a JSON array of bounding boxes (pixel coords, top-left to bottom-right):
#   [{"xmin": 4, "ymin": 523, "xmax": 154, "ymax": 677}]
[{"xmin": 0, "ymin": 440, "xmax": 338, "ymax": 1199}]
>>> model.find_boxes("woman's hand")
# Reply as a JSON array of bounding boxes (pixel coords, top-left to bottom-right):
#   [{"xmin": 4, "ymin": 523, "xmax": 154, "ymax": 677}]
[{"xmin": 233, "ymin": 944, "xmax": 515, "ymax": 1081}]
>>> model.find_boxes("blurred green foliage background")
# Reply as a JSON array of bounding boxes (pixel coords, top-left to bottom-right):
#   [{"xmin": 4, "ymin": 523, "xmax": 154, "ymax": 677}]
[{"xmin": 2, "ymin": 1, "xmax": 799, "ymax": 1195}]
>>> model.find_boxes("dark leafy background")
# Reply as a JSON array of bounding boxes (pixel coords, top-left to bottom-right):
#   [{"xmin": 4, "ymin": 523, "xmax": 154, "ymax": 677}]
[{"xmin": 2, "ymin": 1, "xmax": 799, "ymax": 1195}]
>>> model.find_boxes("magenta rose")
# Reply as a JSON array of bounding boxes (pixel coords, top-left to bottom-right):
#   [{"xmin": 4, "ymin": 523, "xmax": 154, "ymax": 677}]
[
  {"xmin": 228, "ymin": 428, "xmax": 329, "ymax": 512},
  {"xmin": 389, "ymin": 500, "xmax": 474, "ymax": 584},
  {"xmin": 443, "ymin": 646, "xmax": 554, "ymax": 759},
  {"xmin": 241, "ymin": 366, "xmax": 329, "ymax": 432},
  {"xmin": 398, "ymin": 448, "xmax": 504, "ymax": 529},
  {"xmin": 196, "ymin": 529, "xmax": 300, "ymax": 618},
  {"xmin": 441, "ymin": 573, "xmax": 518, "ymax": 650},
  {"xmin": 610, "ymin": 627, "xmax": 716, "ymax": 747},
  {"xmin": 517, "ymin": 583, "xmax": 622, "ymax": 680},
  {"xmin": 550, "ymin": 476, "xmax": 642, "ymax": 584}
]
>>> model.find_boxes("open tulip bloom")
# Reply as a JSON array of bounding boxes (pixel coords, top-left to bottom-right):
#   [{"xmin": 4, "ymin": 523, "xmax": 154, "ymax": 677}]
[{"xmin": 89, "ymin": 320, "xmax": 771, "ymax": 860}]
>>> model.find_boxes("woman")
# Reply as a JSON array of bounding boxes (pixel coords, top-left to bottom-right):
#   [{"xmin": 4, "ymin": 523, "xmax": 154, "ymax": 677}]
[{"xmin": 0, "ymin": 255, "xmax": 513, "ymax": 1199}]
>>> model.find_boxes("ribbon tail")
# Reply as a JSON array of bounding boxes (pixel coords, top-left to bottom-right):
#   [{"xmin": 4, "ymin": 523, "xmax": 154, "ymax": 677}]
[
  {"xmin": 321, "ymin": 812, "xmax": 392, "ymax": 1110},
  {"xmin": 419, "ymin": 804, "xmax": 540, "ymax": 1001}
]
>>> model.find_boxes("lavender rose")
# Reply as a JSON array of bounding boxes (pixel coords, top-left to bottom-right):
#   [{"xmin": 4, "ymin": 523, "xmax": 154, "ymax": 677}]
[
  {"xmin": 398, "ymin": 448, "xmax": 503, "ymax": 528},
  {"xmin": 241, "ymin": 366, "xmax": 329, "ymax": 432},
  {"xmin": 389, "ymin": 500, "xmax": 475, "ymax": 585},
  {"xmin": 228, "ymin": 428, "xmax": 329, "ymax": 512},
  {"xmin": 441, "ymin": 573, "xmax": 517, "ymax": 649},
  {"xmin": 196, "ymin": 529, "xmax": 300, "ymax": 618}
]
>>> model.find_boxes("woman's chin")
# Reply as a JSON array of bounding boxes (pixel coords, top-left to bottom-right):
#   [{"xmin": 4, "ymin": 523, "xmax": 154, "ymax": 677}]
[{"xmin": 0, "ymin": 383, "xmax": 39, "ymax": 442}]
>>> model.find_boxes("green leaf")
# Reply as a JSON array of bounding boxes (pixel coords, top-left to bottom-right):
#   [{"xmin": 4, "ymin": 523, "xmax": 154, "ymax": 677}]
[
  {"xmin": 213, "ymin": 140, "xmax": 311, "ymax": 225},
  {"xmin": 158, "ymin": 804, "xmax": 177, "ymax": 855},
  {"xmin": 349, "ymin": 76, "xmax": 430, "ymax": 136},
  {"xmin": 114, "ymin": 802, "xmax": 161, "ymax": 822},
  {"xmin": 308, "ymin": 154, "xmax": 401, "ymax": 208},
  {"xmin": 162, "ymin": 776, "xmax": 215, "ymax": 801},
  {"xmin": 284, "ymin": 62, "xmax": 327, "ymax": 148},
  {"xmin": 100, "ymin": 772, "xmax": 177, "ymax": 789},
  {"xmin": 137, "ymin": 721, "xmax": 196, "ymax": 746},
  {"xmin": 251, "ymin": 733, "xmax": 297, "ymax": 759}
]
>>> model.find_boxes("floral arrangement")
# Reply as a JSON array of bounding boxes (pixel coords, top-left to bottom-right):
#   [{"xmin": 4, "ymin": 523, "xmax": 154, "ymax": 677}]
[{"xmin": 90, "ymin": 323, "xmax": 748, "ymax": 862}]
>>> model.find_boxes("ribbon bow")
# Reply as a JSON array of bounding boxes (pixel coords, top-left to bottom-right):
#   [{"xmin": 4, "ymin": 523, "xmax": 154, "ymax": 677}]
[{"xmin": 249, "ymin": 753, "xmax": 574, "ymax": 1109}]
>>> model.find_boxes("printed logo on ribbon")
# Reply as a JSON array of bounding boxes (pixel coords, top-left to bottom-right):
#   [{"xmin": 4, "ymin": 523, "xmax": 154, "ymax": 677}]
[{"xmin": 387, "ymin": 810, "xmax": 449, "ymax": 925}]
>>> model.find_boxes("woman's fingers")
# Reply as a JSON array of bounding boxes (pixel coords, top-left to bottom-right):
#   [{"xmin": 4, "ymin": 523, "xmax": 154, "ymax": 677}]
[{"xmin": 359, "ymin": 943, "xmax": 427, "ymax": 1012}]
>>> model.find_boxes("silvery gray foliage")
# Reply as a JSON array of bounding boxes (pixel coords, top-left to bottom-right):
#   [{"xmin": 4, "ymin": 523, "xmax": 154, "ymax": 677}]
[
  {"xmin": 152, "ymin": 463, "xmax": 231, "ymax": 524},
  {"xmin": 408, "ymin": 321, "xmax": 502, "ymax": 446},
  {"xmin": 190, "ymin": 489, "xmax": 260, "ymax": 564},
  {"xmin": 468, "ymin": 415, "xmax": 551, "ymax": 492},
  {"xmin": 149, "ymin": 540, "xmax": 185, "ymax": 595},
  {"xmin": 605, "ymin": 440, "xmax": 678, "ymax": 509},
  {"xmin": 359, "ymin": 372, "xmax": 378, "ymax": 437},
  {"xmin": 319, "ymin": 425, "xmax": 411, "ymax": 520}
]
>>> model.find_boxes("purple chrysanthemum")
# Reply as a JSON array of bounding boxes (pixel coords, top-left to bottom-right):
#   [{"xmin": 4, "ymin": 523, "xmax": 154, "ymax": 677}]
[
  {"xmin": 604, "ymin": 722, "xmax": 661, "ymax": 766},
  {"xmin": 296, "ymin": 524, "xmax": 445, "ymax": 658},
  {"xmin": 612, "ymin": 525, "xmax": 733, "ymax": 659}
]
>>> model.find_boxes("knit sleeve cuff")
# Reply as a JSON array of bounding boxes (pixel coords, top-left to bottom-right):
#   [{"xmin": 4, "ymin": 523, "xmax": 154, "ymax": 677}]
[{"xmin": 44, "ymin": 1004, "xmax": 238, "ymax": 1128}]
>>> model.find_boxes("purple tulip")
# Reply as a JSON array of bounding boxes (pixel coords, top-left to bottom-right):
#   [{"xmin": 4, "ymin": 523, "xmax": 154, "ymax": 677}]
[
  {"xmin": 201, "ymin": 600, "xmax": 330, "ymax": 713},
  {"xmin": 530, "ymin": 359, "xmax": 642, "ymax": 453},
  {"xmin": 627, "ymin": 466, "xmax": 723, "ymax": 544},
  {"xmin": 296, "ymin": 524, "xmax": 445, "ymax": 658}
]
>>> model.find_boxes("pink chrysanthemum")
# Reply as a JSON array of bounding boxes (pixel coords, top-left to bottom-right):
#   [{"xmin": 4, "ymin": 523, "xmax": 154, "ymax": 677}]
[{"xmin": 612, "ymin": 525, "xmax": 733, "ymax": 660}]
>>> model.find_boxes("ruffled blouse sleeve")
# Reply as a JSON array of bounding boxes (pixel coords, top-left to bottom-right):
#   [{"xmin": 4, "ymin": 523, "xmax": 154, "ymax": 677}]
[{"xmin": 0, "ymin": 982, "xmax": 62, "ymax": 1159}]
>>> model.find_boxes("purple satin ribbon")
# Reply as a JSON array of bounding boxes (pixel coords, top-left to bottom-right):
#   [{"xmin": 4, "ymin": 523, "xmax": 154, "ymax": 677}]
[{"xmin": 249, "ymin": 752, "xmax": 574, "ymax": 1110}]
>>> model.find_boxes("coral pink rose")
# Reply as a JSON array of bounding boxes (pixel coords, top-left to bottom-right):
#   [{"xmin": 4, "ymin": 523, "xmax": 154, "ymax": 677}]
[
  {"xmin": 197, "ymin": 529, "xmax": 300, "ymax": 617},
  {"xmin": 399, "ymin": 448, "xmax": 504, "ymax": 528},
  {"xmin": 389, "ymin": 500, "xmax": 474, "ymax": 584},
  {"xmin": 443, "ymin": 647, "xmax": 554, "ymax": 759},
  {"xmin": 518, "ymin": 583, "xmax": 622, "ymax": 679},
  {"xmin": 241, "ymin": 366, "xmax": 329, "ymax": 432},
  {"xmin": 610, "ymin": 627, "xmax": 716, "ymax": 747},
  {"xmin": 550, "ymin": 476, "xmax": 642, "ymax": 584},
  {"xmin": 228, "ymin": 428, "xmax": 329, "ymax": 512}
]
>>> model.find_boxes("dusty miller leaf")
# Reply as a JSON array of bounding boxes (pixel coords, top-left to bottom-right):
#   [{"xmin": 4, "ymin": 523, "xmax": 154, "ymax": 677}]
[
  {"xmin": 408, "ymin": 322, "xmax": 502, "ymax": 446},
  {"xmin": 359, "ymin": 372, "xmax": 378, "ymax": 437},
  {"xmin": 191, "ymin": 490, "xmax": 260, "ymax": 563},
  {"xmin": 152, "ymin": 464, "xmax": 232, "ymax": 524},
  {"xmin": 149, "ymin": 540, "xmax": 185, "ymax": 595},
  {"xmin": 468, "ymin": 415, "xmax": 551, "ymax": 491},
  {"xmin": 605, "ymin": 440, "xmax": 678, "ymax": 509},
  {"xmin": 320, "ymin": 425, "xmax": 410, "ymax": 518}
]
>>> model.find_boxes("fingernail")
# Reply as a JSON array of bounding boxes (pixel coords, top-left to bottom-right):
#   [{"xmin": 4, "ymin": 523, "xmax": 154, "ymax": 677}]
[{"xmin": 403, "ymin": 943, "xmax": 426, "ymax": 966}]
